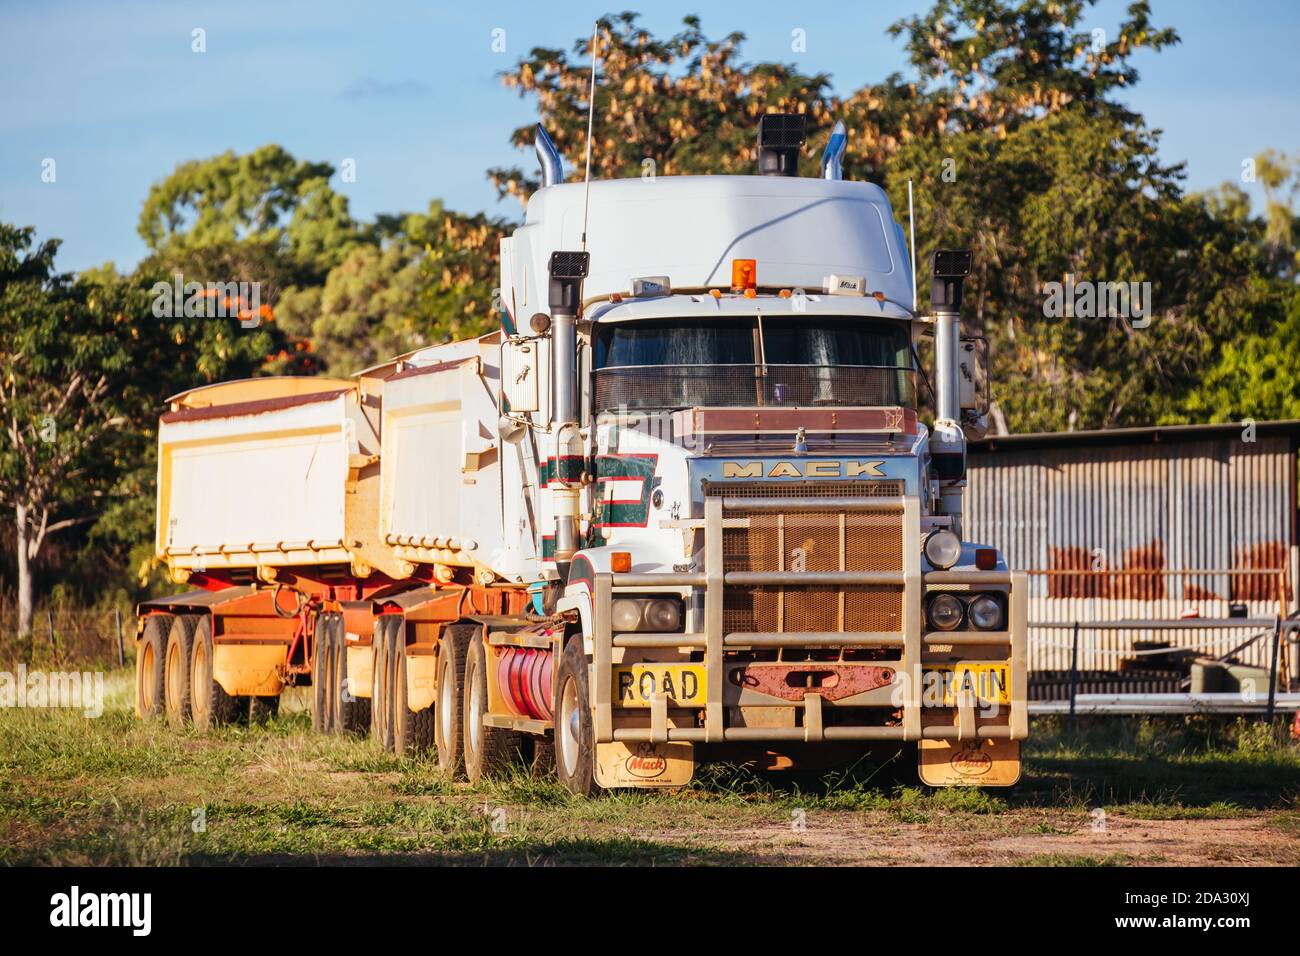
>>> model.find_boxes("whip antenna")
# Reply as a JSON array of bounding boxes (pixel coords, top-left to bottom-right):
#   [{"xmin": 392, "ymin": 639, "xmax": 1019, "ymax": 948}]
[{"xmin": 581, "ymin": 21, "xmax": 599, "ymax": 250}]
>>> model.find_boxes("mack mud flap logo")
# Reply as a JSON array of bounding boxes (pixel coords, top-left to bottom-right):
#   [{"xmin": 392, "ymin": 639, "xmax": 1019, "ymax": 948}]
[
  {"xmin": 949, "ymin": 743, "xmax": 993, "ymax": 778},
  {"xmin": 624, "ymin": 743, "xmax": 669, "ymax": 779},
  {"xmin": 50, "ymin": 886, "xmax": 151, "ymax": 936}
]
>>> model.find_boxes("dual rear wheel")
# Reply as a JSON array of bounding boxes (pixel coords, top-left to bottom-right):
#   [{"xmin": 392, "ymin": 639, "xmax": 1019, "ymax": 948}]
[{"xmin": 137, "ymin": 612, "xmax": 279, "ymax": 729}]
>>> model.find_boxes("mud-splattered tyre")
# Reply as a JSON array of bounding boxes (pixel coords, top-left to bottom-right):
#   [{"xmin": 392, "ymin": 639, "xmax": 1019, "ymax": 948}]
[
  {"xmin": 311, "ymin": 614, "xmax": 334, "ymax": 734},
  {"xmin": 335, "ymin": 615, "xmax": 370, "ymax": 737},
  {"xmin": 135, "ymin": 613, "xmax": 172, "ymax": 720},
  {"xmin": 391, "ymin": 616, "xmax": 435, "ymax": 755},
  {"xmin": 190, "ymin": 616, "xmax": 240, "ymax": 731},
  {"xmin": 434, "ymin": 624, "xmax": 473, "ymax": 777},
  {"xmin": 164, "ymin": 614, "xmax": 198, "ymax": 729},
  {"xmin": 555, "ymin": 635, "xmax": 597, "ymax": 796},
  {"xmin": 249, "ymin": 695, "xmax": 280, "ymax": 723},
  {"xmin": 463, "ymin": 635, "xmax": 523, "ymax": 783}
]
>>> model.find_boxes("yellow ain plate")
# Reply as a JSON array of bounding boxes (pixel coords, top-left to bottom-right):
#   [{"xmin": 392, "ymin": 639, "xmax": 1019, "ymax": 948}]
[
  {"xmin": 924, "ymin": 663, "xmax": 1011, "ymax": 706},
  {"xmin": 613, "ymin": 663, "xmax": 707, "ymax": 708}
]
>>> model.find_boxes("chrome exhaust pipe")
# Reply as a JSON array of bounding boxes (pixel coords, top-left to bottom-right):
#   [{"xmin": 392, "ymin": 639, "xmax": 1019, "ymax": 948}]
[
  {"xmin": 534, "ymin": 124, "xmax": 563, "ymax": 188},
  {"xmin": 820, "ymin": 120, "xmax": 847, "ymax": 180}
]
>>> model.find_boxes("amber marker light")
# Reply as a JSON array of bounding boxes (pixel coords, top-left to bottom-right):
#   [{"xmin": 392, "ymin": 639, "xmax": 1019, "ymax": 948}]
[
  {"xmin": 610, "ymin": 551, "xmax": 632, "ymax": 573},
  {"xmin": 731, "ymin": 258, "xmax": 757, "ymax": 292}
]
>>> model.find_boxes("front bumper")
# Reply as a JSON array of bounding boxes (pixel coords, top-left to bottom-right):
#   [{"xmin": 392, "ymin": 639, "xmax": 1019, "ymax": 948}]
[{"xmin": 590, "ymin": 495, "xmax": 1028, "ymax": 748}]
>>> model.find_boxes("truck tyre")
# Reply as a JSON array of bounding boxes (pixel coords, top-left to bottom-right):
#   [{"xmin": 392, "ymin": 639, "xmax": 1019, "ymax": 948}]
[
  {"xmin": 164, "ymin": 614, "xmax": 198, "ymax": 729},
  {"xmin": 311, "ymin": 614, "xmax": 332, "ymax": 734},
  {"xmin": 434, "ymin": 624, "xmax": 473, "ymax": 777},
  {"xmin": 372, "ymin": 617, "xmax": 396, "ymax": 752},
  {"xmin": 249, "ymin": 695, "xmax": 280, "ymax": 723},
  {"xmin": 334, "ymin": 614, "xmax": 370, "ymax": 736},
  {"xmin": 135, "ymin": 613, "xmax": 172, "ymax": 719},
  {"xmin": 555, "ymin": 635, "xmax": 597, "ymax": 796},
  {"xmin": 529, "ymin": 735, "xmax": 557, "ymax": 777},
  {"xmin": 190, "ymin": 616, "xmax": 240, "ymax": 731},
  {"xmin": 463, "ymin": 634, "xmax": 523, "ymax": 783},
  {"xmin": 391, "ymin": 618, "xmax": 435, "ymax": 755}
]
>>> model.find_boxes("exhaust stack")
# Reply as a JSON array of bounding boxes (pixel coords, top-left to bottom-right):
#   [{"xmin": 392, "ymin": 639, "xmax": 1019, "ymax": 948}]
[
  {"xmin": 534, "ymin": 124, "xmax": 563, "ymax": 188},
  {"xmin": 757, "ymin": 113, "xmax": 806, "ymax": 177},
  {"xmin": 547, "ymin": 250, "xmax": 590, "ymax": 570}
]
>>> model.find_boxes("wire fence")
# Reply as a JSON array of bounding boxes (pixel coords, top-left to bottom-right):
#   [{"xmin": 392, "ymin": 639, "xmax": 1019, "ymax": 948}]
[{"xmin": 0, "ymin": 600, "xmax": 130, "ymax": 669}]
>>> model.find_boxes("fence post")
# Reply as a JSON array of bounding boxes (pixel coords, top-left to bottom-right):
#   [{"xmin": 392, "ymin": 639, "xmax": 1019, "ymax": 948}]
[
  {"xmin": 1068, "ymin": 620, "xmax": 1080, "ymax": 733},
  {"xmin": 1266, "ymin": 615, "xmax": 1281, "ymax": 724},
  {"xmin": 115, "ymin": 607, "xmax": 125, "ymax": 669}
]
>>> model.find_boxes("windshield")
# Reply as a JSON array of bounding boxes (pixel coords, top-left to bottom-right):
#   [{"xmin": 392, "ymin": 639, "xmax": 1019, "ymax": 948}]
[{"xmin": 593, "ymin": 317, "xmax": 914, "ymax": 411}]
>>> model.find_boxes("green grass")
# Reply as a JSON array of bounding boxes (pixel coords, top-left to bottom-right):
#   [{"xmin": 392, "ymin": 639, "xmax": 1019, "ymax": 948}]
[{"xmin": 2, "ymin": 670, "xmax": 1299, "ymax": 865}]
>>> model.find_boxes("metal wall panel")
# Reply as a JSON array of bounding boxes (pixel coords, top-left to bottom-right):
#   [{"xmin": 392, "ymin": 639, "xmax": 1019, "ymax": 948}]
[{"xmin": 967, "ymin": 432, "xmax": 1297, "ymax": 672}]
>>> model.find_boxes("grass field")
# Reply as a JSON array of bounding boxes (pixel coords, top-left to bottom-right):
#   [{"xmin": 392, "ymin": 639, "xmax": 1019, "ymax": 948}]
[{"xmin": 2, "ymin": 670, "xmax": 1298, "ymax": 866}]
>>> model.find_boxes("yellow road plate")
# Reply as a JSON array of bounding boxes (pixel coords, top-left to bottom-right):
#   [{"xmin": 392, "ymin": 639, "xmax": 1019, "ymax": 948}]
[
  {"xmin": 613, "ymin": 664, "xmax": 707, "ymax": 708},
  {"xmin": 924, "ymin": 663, "xmax": 1011, "ymax": 706}
]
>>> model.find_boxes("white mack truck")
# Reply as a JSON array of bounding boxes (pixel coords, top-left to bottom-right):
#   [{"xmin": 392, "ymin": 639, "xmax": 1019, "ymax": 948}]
[{"xmin": 136, "ymin": 113, "xmax": 1027, "ymax": 794}]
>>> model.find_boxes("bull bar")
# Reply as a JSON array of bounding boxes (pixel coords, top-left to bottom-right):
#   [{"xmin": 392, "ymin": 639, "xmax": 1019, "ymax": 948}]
[{"xmin": 591, "ymin": 495, "xmax": 1029, "ymax": 746}]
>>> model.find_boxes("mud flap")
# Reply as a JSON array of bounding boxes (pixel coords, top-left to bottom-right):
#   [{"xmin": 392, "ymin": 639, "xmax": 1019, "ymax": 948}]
[
  {"xmin": 595, "ymin": 741, "xmax": 695, "ymax": 788},
  {"xmin": 918, "ymin": 738, "xmax": 1021, "ymax": 787}
]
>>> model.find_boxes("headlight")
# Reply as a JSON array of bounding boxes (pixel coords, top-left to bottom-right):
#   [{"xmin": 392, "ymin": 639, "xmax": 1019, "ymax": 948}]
[
  {"xmin": 924, "ymin": 529, "xmax": 961, "ymax": 569},
  {"xmin": 967, "ymin": 594, "xmax": 1004, "ymax": 630},
  {"xmin": 926, "ymin": 592, "xmax": 964, "ymax": 631},
  {"xmin": 644, "ymin": 598, "xmax": 682, "ymax": 632},
  {"xmin": 611, "ymin": 599, "xmax": 645, "ymax": 631},
  {"xmin": 610, "ymin": 596, "xmax": 684, "ymax": 632}
]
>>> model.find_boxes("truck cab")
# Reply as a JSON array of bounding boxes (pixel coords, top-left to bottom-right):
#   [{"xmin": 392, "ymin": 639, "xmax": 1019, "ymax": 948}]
[{"xmin": 497, "ymin": 117, "xmax": 1028, "ymax": 792}]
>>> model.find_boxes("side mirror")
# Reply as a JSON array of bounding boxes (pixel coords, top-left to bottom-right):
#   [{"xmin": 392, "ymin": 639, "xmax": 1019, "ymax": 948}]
[
  {"xmin": 501, "ymin": 337, "xmax": 540, "ymax": 413},
  {"xmin": 958, "ymin": 336, "xmax": 990, "ymax": 439},
  {"xmin": 958, "ymin": 337, "xmax": 989, "ymax": 414}
]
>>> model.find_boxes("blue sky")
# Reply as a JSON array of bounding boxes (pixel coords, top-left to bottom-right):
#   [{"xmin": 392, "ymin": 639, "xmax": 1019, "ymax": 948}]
[{"xmin": 2, "ymin": 0, "xmax": 1298, "ymax": 272}]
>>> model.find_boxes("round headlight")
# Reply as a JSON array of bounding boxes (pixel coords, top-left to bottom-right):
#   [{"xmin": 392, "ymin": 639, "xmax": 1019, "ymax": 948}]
[
  {"xmin": 924, "ymin": 529, "xmax": 962, "ymax": 569},
  {"xmin": 644, "ymin": 599, "xmax": 682, "ymax": 632},
  {"xmin": 927, "ymin": 592, "xmax": 964, "ymax": 631},
  {"xmin": 968, "ymin": 594, "xmax": 1003, "ymax": 630},
  {"xmin": 611, "ymin": 599, "xmax": 644, "ymax": 632}
]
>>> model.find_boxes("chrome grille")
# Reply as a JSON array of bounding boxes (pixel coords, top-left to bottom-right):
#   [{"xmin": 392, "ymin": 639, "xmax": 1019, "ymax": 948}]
[{"xmin": 709, "ymin": 482, "xmax": 905, "ymax": 634}]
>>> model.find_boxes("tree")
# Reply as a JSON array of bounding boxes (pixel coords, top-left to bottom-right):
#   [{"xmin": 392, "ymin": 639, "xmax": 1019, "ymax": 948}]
[
  {"xmin": 490, "ymin": 13, "xmax": 835, "ymax": 202},
  {"xmin": 0, "ymin": 224, "xmax": 281, "ymax": 645}
]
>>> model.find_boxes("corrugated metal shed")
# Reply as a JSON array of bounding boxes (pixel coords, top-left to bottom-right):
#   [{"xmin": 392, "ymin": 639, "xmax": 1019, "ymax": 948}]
[{"xmin": 967, "ymin": 421, "xmax": 1300, "ymax": 673}]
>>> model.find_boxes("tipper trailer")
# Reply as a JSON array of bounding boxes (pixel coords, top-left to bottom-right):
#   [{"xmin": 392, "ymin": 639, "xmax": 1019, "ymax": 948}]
[{"xmin": 135, "ymin": 114, "xmax": 1028, "ymax": 792}]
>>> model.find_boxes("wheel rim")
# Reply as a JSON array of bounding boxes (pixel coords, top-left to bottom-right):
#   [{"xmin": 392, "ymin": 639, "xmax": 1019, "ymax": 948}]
[
  {"xmin": 140, "ymin": 643, "xmax": 156, "ymax": 711},
  {"xmin": 165, "ymin": 641, "xmax": 182, "ymax": 717},
  {"xmin": 466, "ymin": 656, "xmax": 482, "ymax": 757},
  {"xmin": 559, "ymin": 676, "xmax": 580, "ymax": 777},
  {"xmin": 192, "ymin": 640, "xmax": 208, "ymax": 724},
  {"xmin": 438, "ymin": 656, "xmax": 454, "ymax": 753}
]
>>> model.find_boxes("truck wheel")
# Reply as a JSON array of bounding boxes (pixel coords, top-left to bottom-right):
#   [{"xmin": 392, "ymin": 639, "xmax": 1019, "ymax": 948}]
[
  {"xmin": 434, "ymin": 624, "xmax": 473, "ymax": 777},
  {"xmin": 190, "ymin": 616, "xmax": 240, "ymax": 731},
  {"xmin": 135, "ymin": 613, "xmax": 172, "ymax": 719},
  {"xmin": 249, "ymin": 695, "xmax": 280, "ymax": 723},
  {"xmin": 311, "ymin": 614, "xmax": 332, "ymax": 734},
  {"xmin": 462, "ymin": 635, "xmax": 523, "ymax": 782},
  {"xmin": 372, "ymin": 617, "xmax": 396, "ymax": 752},
  {"xmin": 555, "ymin": 636, "xmax": 597, "ymax": 796},
  {"xmin": 392, "ymin": 618, "xmax": 435, "ymax": 755},
  {"xmin": 334, "ymin": 615, "xmax": 370, "ymax": 736},
  {"xmin": 164, "ymin": 614, "xmax": 198, "ymax": 729}
]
